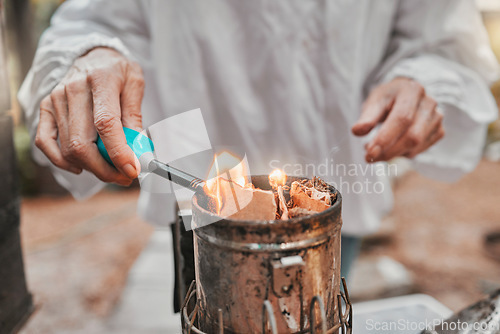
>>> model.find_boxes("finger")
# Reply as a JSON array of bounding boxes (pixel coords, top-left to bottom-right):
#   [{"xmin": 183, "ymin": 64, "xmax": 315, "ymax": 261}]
[
  {"xmin": 36, "ymin": 98, "xmax": 82, "ymax": 174},
  {"xmin": 65, "ymin": 77, "xmax": 133, "ymax": 186},
  {"xmin": 120, "ymin": 62, "xmax": 144, "ymax": 131},
  {"xmin": 50, "ymin": 85, "xmax": 70, "ymax": 147},
  {"xmin": 89, "ymin": 70, "xmax": 140, "ymax": 179},
  {"xmin": 352, "ymin": 84, "xmax": 396, "ymax": 136},
  {"xmin": 370, "ymin": 97, "xmax": 437, "ymax": 162},
  {"xmin": 405, "ymin": 124, "xmax": 445, "ymax": 159},
  {"xmin": 403, "ymin": 100, "xmax": 443, "ymax": 159},
  {"xmin": 366, "ymin": 83, "xmax": 424, "ymax": 159}
]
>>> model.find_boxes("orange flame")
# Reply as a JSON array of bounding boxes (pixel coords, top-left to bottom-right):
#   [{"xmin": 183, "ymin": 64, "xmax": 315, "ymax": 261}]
[
  {"xmin": 204, "ymin": 151, "xmax": 250, "ymax": 214},
  {"xmin": 268, "ymin": 168, "xmax": 287, "ymax": 188}
]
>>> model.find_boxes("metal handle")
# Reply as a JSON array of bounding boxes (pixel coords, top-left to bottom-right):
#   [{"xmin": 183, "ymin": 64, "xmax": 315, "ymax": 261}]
[
  {"xmin": 262, "ymin": 300, "xmax": 278, "ymax": 334},
  {"xmin": 310, "ymin": 296, "xmax": 327, "ymax": 334}
]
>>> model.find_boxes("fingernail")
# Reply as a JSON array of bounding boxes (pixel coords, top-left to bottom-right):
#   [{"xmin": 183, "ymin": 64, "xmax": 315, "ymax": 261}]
[
  {"xmin": 70, "ymin": 167, "xmax": 82, "ymax": 174},
  {"xmin": 368, "ymin": 145, "xmax": 382, "ymax": 160},
  {"xmin": 122, "ymin": 163, "xmax": 138, "ymax": 179}
]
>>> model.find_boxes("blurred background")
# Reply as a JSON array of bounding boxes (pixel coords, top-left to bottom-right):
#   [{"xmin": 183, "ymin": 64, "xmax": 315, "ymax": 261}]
[{"xmin": 1, "ymin": 0, "xmax": 500, "ymax": 333}]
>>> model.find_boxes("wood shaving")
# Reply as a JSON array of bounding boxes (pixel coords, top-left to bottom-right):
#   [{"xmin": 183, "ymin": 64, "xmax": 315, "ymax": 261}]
[{"xmin": 289, "ymin": 177, "xmax": 335, "ymax": 214}]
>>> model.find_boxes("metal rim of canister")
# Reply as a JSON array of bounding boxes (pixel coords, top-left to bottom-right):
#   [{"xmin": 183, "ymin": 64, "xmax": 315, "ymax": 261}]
[{"xmin": 193, "ymin": 227, "xmax": 339, "ymax": 252}]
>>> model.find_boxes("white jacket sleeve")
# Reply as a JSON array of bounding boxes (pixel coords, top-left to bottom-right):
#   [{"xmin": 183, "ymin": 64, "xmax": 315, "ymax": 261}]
[
  {"xmin": 370, "ymin": 0, "xmax": 499, "ymax": 181},
  {"xmin": 18, "ymin": 0, "xmax": 150, "ymax": 199}
]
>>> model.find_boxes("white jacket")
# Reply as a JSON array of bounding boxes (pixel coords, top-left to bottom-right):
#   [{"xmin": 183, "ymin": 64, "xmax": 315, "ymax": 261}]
[{"xmin": 19, "ymin": 0, "xmax": 499, "ymax": 235}]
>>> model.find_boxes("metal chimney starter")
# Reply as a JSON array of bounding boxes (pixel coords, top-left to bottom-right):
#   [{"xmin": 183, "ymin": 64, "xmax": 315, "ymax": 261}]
[{"xmin": 182, "ymin": 176, "xmax": 352, "ymax": 333}]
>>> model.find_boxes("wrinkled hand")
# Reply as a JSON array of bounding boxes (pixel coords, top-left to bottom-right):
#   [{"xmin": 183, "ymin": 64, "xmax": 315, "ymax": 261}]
[
  {"xmin": 352, "ymin": 77, "xmax": 445, "ymax": 163},
  {"xmin": 36, "ymin": 47, "xmax": 144, "ymax": 185}
]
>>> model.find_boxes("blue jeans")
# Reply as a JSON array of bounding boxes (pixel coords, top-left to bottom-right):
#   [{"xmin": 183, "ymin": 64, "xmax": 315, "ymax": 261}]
[{"xmin": 340, "ymin": 235, "xmax": 361, "ymax": 281}]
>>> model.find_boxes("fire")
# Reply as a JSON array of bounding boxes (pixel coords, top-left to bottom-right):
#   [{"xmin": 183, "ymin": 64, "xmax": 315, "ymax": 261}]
[
  {"xmin": 204, "ymin": 156, "xmax": 288, "ymax": 217},
  {"xmin": 268, "ymin": 168, "xmax": 287, "ymax": 188},
  {"xmin": 204, "ymin": 151, "xmax": 250, "ymax": 214}
]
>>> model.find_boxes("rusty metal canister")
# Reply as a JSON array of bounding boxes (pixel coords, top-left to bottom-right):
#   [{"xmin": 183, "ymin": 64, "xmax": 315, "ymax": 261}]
[{"xmin": 191, "ymin": 176, "xmax": 342, "ymax": 333}]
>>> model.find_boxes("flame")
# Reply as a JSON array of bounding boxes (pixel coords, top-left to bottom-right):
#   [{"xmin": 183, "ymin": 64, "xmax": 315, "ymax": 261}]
[
  {"xmin": 268, "ymin": 168, "xmax": 287, "ymax": 188},
  {"xmin": 204, "ymin": 151, "xmax": 250, "ymax": 214}
]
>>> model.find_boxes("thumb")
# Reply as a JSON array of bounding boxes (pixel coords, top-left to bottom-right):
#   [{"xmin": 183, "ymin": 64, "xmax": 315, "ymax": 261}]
[
  {"xmin": 91, "ymin": 75, "xmax": 140, "ymax": 179},
  {"xmin": 121, "ymin": 63, "xmax": 144, "ymax": 131}
]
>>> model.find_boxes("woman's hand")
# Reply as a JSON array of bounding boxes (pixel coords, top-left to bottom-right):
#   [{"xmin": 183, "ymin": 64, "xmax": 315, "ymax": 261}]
[
  {"xmin": 352, "ymin": 77, "xmax": 445, "ymax": 162},
  {"xmin": 35, "ymin": 47, "xmax": 144, "ymax": 185}
]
